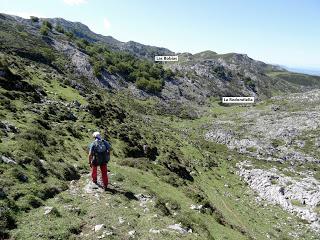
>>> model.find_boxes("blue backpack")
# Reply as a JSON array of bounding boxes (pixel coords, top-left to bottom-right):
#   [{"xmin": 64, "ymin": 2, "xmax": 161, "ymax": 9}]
[{"xmin": 91, "ymin": 139, "xmax": 111, "ymax": 166}]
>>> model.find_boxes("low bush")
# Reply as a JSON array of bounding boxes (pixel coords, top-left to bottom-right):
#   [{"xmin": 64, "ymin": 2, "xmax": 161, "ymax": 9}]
[
  {"xmin": 55, "ymin": 25, "xmax": 65, "ymax": 33},
  {"xmin": 18, "ymin": 195, "xmax": 43, "ymax": 210},
  {"xmin": 30, "ymin": 16, "xmax": 39, "ymax": 23}
]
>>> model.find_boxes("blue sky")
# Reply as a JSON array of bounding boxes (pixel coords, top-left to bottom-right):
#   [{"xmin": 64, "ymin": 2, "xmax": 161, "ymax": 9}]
[{"xmin": 1, "ymin": 0, "xmax": 320, "ymax": 69}]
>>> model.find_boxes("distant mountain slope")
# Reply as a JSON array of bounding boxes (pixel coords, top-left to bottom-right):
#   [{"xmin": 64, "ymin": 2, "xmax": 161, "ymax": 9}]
[
  {"xmin": 47, "ymin": 17, "xmax": 174, "ymax": 59},
  {"xmin": 1, "ymin": 12, "xmax": 320, "ymax": 105}
]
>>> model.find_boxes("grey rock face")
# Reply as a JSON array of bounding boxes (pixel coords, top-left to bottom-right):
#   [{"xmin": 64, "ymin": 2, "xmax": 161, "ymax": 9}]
[
  {"xmin": 51, "ymin": 38, "xmax": 125, "ymax": 91},
  {"xmin": 205, "ymin": 107, "xmax": 320, "ymax": 164},
  {"xmin": 205, "ymin": 89, "xmax": 320, "ymax": 232},
  {"xmin": 237, "ymin": 161, "xmax": 320, "ymax": 231}
]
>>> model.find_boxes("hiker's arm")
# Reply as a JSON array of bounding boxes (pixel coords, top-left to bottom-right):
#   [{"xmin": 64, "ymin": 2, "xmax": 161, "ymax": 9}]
[
  {"xmin": 88, "ymin": 152, "xmax": 93, "ymax": 167},
  {"xmin": 88, "ymin": 144, "xmax": 94, "ymax": 167},
  {"xmin": 88, "ymin": 144, "xmax": 93, "ymax": 167}
]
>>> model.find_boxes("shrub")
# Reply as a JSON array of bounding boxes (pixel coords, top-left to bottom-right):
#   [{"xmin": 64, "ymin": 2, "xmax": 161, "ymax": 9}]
[
  {"xmin": 42, "ymin": 20, "xmax": 52, "ymax": 30},
  {"xmin": 21, "ymin": 129, "xmax": 48, "ymax": 146},
  {"xmin": 20, "ymin": 140, "xmax": 45, "ymax": 159},
  {"xmin": 93, "ymin": 61, "xmax": 103, "ymax": 78},
  {"xmin": 107, "ymin": 65, "xmax": 118, "ymax": 74},
  {"xmin": 40, "ymin": 25, "xmax": 49, "ymax": 36},
  {"xmin": 76, "ymin": 39, "xmax": 89, "ymax": 49},
  {"xmin": 244, "ymin": 77, "xmax": 256, "ymax": 91},
  {"xmin": 55, "ymin": 24, "xmax": 65, "ymax": 33},
  {"xmin": 0, "ymin": 204, "xmax": 17, "ymax": 237},
  {"xmin": 41, "ymin": 48, "xmax": 56, "ymax": 63},
  {"xmin": 136, "ymin": 77, "xmax": 149, "ymax": 90},
  {"xmin": 136, "ymin": 77, "xmax": 163, "ymax": 93},
  {"xmin": 0, "ymin": 56, "xmax": 9, "ymax": 70},
  {"xmin": 18, "ymin": 195, "xmax": 43, "ymax": 210},
  {"xmin": 65, "ymin": 31, "xmax": 74, "ymax": 39},
  {"xmin": 115, "ymin": 62, "xmax": 133, "ymax": 77},
  {"xmin": 30, "ymin": 16, "xmax": 39, "ymax": 22},
  {"xmin": 164, "ymin": 69, "xmax": 174, "ymax": 79}
]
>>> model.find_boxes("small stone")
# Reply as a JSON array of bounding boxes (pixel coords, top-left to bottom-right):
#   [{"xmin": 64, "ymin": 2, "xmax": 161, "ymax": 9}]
[
  {"xmin": 190, "ymin": 204, "xmax": 203, "ymax": 210},
  {"xmin": 103, "ymin": 230, "xmax": 113, "ymax": 236},
  {"xmin": 149, "ymin": 228, "xmax": 161, "ymax": 234},
  {"xmin": 167, "ymin": 223, "xmax": 188, "ymax": 234},
  {"xmin": 118, "ymin": 217, "xmax": 125, "ymax": 224},
  {"xmin": 94, "ymin": 224, "xmax": 105, "ymax": 232},
  {"xmin": 1, "ymin": 156, "xmax": 17, "ymax": 164},
  {"xmin": 44, "ymin": 206, "xmax": 53, "ymax": 215}
]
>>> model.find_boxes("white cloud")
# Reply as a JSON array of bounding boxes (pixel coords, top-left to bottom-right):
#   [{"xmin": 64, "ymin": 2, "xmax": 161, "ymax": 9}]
[
  {"xmin": 2, "ymin": 11, "xmax": 46, "ymax": 19},
  {"xmin": 63, "ymin": 0, "xmax": 87, "ymax": 6},
  {"xmin": 103, "ymin": 18, "xmax": 111, "ymax": 32}
]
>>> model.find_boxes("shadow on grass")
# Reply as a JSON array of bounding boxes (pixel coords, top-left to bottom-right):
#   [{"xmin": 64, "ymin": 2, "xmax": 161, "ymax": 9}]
[{"xmin": 95, "ymin": 183, "xmax": 138, "ymax": 201}]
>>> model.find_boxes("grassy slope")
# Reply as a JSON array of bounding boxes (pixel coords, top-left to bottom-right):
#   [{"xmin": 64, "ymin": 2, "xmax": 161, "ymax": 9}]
[
  {"xmin": 2, "ymin": 70, "xmax": 317, "ymax": 239},
  {"xmin": 1, "ymin": 54, "xmax": 318, "ymax": 239},
  {"xmin": 267, "ymin": 71, "xmax": 320, "ymax": 87}
]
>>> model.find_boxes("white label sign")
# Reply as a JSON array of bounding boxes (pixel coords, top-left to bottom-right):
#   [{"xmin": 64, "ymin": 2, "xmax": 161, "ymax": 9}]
[
  {"xmin": 155, "ymin": 56, "xmax": 179, "ymax": 62},
  {"xmin": 222, "ymin": 97, "xmax": 254, "ymax": 103}
]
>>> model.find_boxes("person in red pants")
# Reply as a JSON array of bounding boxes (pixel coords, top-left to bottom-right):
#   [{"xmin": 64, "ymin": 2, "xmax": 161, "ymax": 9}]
[{"xmin": 88, "ymin": 132, "xmax": 111, "ymax": 190}]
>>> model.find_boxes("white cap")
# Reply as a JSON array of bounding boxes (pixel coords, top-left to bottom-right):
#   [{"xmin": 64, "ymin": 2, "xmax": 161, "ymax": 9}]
[{"xmin": 92, "ymin": 131, "xmax": 101, "ymax": 139}]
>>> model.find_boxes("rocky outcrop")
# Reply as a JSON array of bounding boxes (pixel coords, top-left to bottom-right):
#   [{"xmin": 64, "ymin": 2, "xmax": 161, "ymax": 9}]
[{"xmin": 237, "ymin": 161, "xmax": 320, "ymax": 231}]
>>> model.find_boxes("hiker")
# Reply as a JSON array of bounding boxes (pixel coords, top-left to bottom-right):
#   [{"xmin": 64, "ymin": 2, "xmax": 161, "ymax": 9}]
[{"xmin": 88, "ymin": 131, "xmax": 111, "ymax": 189}]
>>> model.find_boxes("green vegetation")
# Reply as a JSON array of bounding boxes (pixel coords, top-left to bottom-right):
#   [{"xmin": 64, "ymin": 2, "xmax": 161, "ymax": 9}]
[
  {"xmin": 64, "ymin": 31, "xmax": 74, "ymax": 39},
  {"xmin": 291, "ymin": 199, "xmax": 304, "ymax": 207},
  {"xmin": 42, "ymin": 20, "xmax": 53, "ymax": 30},
  {"xmin": 85, "ymin": 44, "xmax": 173, "ymax": 93},
  {"xmin": 244, "ymin": 77, "xmax": 256, "ymax": 92},
  {"xmin": 267, "ymin": 71, "xmax": 320, "ymax": 87},
  {"xmin": 55, "ymin": 24, "xmax": 65, "ymax": 33},
  {"xmin": 271, "ymin": 139, "xmax": 285, "ymax": 148},
  {"xmin": 40, "ymin": 21, "xmax": 53, "ymax": 36},
  {"xmin": 30, "ymin": 16, "xmax": 39, "ymax": 23}
]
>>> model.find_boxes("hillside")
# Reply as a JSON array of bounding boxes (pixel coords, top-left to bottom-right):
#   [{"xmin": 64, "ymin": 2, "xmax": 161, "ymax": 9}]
[{"xmin": 1, "ymin": 13, "xmax": 320, "ymax": 240}]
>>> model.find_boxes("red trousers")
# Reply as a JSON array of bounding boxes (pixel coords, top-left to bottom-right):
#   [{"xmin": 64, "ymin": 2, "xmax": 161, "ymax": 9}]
[{"xmin": 91, "ymin": 164, "xmax": 108, "ymax": 187}]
